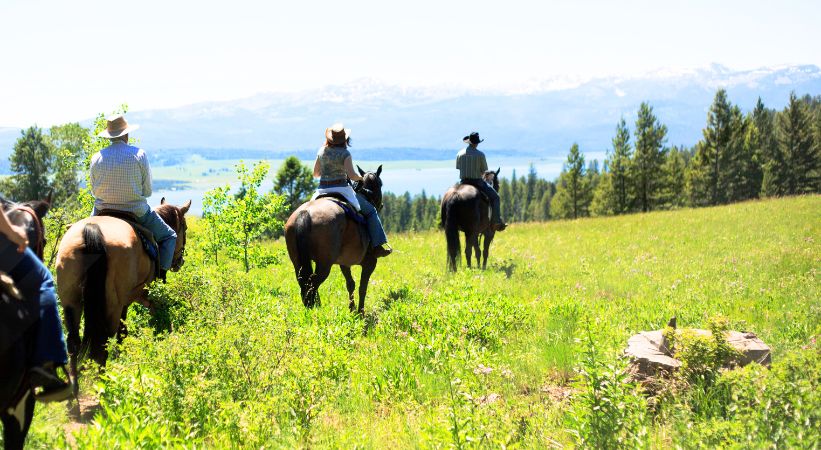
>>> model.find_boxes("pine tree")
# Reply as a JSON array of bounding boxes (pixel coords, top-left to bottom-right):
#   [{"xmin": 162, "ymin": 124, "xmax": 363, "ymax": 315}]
[
  {"xmin": 590, "ymin": 171, "xmax": 616, "ymax": 216},
  {"xmin": 552, "ymin": 143, "xmax": 589, "ymax": 219},
  {"xmin": 659, "ymin": 146, "xmax": 688, "ymax": 209},
  {"xmin": 633, "ymin": 102, "xmax": 668, "ymax": 212},
  {"xmin": 764, "ymin": 92, "xmax": 820, "ymax": 195},
  {"xmin": 742, "ymin": 98, "xmax": 774, "ymax": 198},
  {"xmin": 608, "ymin": 117, "xmax": 633, "ymax": 213}
]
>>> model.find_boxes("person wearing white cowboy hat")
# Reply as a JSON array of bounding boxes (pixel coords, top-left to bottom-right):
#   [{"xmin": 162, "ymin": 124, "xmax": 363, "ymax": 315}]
[
  {"xmin": 456, "ymin": 131, "xmax": 506, "ymax": 231},
  {"xmin": 89, "ymin": 114, "xmax": 178, "ymax": 275},
  {"xmin": 310, "ymin": 123, "xmax": 391, "ymax": 257}
]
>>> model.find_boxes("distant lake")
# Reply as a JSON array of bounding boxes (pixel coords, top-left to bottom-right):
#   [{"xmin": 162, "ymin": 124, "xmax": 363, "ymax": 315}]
[{"xmin": 148, "ymin": 153, "xmax": 605, "ymax": 216}]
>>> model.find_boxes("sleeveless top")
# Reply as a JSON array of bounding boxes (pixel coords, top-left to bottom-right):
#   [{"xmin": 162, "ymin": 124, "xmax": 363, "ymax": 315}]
[{"xmin": 317, "ymin": 146, "xmax": 351, "ymax": 183}]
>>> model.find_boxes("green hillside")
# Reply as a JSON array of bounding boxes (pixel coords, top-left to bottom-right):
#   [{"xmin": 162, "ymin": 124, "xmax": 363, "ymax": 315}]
[{"xmin": 20, "ymin": 196, "xmax": 820, "ymax": 448}]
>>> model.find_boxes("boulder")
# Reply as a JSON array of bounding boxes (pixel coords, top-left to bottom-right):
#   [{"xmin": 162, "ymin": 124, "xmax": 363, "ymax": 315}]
[{"xmin": 625, "ymin": 324, "xmax": 771, "ymax": 378}]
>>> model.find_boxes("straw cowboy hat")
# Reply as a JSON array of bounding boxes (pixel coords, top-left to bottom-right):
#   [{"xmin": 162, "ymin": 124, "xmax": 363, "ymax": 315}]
[
  {"xmin": 97, "ymin": 114, "xmax": 139, "ymax": 138},
  {"xmin": 325, "ymin": 123, "xmax": 351, "ymax": 146}
]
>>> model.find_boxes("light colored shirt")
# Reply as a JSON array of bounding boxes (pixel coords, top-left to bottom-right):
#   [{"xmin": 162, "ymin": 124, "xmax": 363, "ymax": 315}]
[
  {"xmin": 456, "ymin": 145, "xmax": 489, "ymax": 180},
  {"xmin": 89, "ymin": 140, "xmax": 152, "ymax": 216}
]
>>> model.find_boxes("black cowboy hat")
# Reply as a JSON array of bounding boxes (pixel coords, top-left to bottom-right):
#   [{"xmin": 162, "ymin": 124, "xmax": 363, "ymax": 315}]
[{"xmin": 462, "ymin": 132, "xmax": 483, "ymax": 144}]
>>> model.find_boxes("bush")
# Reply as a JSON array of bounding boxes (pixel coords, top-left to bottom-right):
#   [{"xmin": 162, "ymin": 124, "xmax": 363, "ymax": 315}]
[{"xmin": 567, "ymin": 327, "xmax": 648, "ymax": 449}]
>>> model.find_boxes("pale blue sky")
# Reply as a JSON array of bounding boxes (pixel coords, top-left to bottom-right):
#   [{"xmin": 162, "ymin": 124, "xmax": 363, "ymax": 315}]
[{"xmin": 0, "ymin": 0, "xmax": 818, "ymax": 127}]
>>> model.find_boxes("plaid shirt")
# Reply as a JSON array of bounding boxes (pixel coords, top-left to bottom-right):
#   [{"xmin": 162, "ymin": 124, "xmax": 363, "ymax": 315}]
[
  {"xmin": 90, "ymin": 140, "xmax": 152, "ymax": 216},
  {"xmin": 456, "ymin": 145, "xmax": 489, "ymax": 179}
]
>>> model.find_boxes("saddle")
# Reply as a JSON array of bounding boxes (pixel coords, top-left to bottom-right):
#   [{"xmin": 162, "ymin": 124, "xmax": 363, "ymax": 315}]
[
  {"xmin": 95, "ymin": 210, "xmax": 161, "ymax": 278},
  {"xmin": 458, "ymin": 179, "xmax": 491, "ymax": 203},
  {"xmin": 315, "ymin": 194, "xmax": 368, "ymax": 226}
]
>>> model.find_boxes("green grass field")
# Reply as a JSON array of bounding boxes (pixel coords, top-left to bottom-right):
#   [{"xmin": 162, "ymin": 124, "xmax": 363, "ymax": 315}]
[{"xmin": 16, "ymin": 196, "xmax": 821, "ymax": 448}]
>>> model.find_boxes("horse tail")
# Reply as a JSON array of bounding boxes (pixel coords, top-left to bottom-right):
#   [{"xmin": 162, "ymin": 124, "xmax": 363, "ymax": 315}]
[
  {"xmin": 443, "ymin": 197, "xmax": 461, "ymax": 272},
  {"xmin": 80, "ymin": 223, "xmax": 108, "ymax": 363},
  {"xmin": 294, "ymin": 209, "xmax": 313, "ymax": 283}
]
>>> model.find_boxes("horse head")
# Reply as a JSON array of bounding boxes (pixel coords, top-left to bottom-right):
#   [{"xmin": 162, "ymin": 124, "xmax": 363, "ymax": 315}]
[
  {"xmin": 156, "ymin": 197, "xmax": 192, "ymax": 272},
  {"xmin": 482, "ymin": 168, "xmax": 501, "ymax": 192},
  {"xmin": 355, "ymin": 164, "xmax": 384, "ymax": 211},
  {"xmin": 2, "ymin": 194, "xmax": 51, "ymax": 260}
]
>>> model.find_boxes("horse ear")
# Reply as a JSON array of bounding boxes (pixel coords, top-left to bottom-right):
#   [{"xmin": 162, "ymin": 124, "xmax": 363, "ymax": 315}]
[
  {"xmin": 32, "ymin": 201, "xmax": 50, "ymax": 219},
  {"xmin": 357, "ymin": 165, "xmax": 365, "ymax": 177},
  {"xmin": 160, "ymin": 197, "xmax": 166, "ymax": 205},
  {"xmin": 181, "ymin": 199, "xmax": 191, "ymax": 214},
  {"xmin": 376, "ymin": 165, "xmax": 383, "ymax": 177},
  {"xmin": 45, "ymin": 189, "xmax": 53, "ymax": 205},
  {"xmin": 495, "ymin": 167, "xmax": 501, "ymax": 176}
]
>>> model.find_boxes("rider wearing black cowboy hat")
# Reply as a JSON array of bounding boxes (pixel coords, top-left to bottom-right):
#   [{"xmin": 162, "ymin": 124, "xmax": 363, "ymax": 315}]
[{"xmin": 456, "ymin": 132, "xmax": 506, "ymax": 231}]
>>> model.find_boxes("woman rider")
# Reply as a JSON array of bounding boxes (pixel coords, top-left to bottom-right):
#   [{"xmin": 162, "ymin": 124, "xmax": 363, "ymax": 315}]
[
  {"xmin": 311, "ymin": 123, "xmax": 392, "ymax": 257},
  {"xmin": 0, "ymin": 203, "xmax": 72, "ymax": 402}
]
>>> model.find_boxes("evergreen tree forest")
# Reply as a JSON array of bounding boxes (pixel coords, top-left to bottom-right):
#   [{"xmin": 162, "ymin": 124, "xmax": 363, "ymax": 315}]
[
  {"xmin": 382, "ymin": 90, "xmax": 820, "ymax": 232},
  {"xmin": 2, "ymin": 91, "xmax": 819, "ymax": 235}
]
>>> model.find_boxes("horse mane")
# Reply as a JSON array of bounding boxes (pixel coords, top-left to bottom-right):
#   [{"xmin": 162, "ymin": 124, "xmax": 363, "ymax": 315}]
[{"xmin": 155, "ymin": 204, "xmax": 183, "ymax": 232}]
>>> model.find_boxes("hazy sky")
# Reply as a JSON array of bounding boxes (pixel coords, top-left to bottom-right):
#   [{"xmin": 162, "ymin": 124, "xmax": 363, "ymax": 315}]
[{"xmin": 0, "ymin": 0, "xmax": 818, "ymax": 127}]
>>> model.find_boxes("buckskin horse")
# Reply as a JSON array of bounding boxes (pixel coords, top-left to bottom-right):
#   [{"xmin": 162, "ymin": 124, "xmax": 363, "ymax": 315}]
[
  {"xmin": 0, "ymin": 196, "xmax": 49, "ymax": 450},
  {"xmin": 285, "ymin": 166, "xmax": 383, "ymax": 314},
  {"xmin": 54, "ymin": 198, "xmax": 190, "ymax": 403},
  {"xmin": 440, "ymin": 169, "xmax": 501, "ymax": 271}
]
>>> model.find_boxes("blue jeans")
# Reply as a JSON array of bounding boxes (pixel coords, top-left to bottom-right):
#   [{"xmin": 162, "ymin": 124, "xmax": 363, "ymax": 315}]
[
  {"xmin": 136, "ymin": 210, "xmax": 177, "ymax": 270},
  {"xmin": 0, "ymin": 236, "xmax": 68, "ymax": 366},
  {"xmin": 356, "ymin": 194, "xmax": 388, "ymax": 247}
]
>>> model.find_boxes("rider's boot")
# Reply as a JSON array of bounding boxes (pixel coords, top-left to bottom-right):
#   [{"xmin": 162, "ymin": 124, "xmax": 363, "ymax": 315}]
[
  {"xmin": 29, "ymin": 363, "xmax": 73, "ymax": 402},
  {"xmin": 372, "ymin": 244, "xmax": 392, "ymax": 258}
]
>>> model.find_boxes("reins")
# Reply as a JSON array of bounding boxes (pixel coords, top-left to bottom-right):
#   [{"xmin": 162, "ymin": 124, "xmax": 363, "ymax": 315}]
[{"xmin": 353, "ymin": 174, "xmax": 383, "ymax": 211}]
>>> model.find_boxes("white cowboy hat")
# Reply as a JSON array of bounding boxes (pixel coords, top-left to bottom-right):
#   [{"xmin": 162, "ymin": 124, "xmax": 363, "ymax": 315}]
[
  {"xmin": 97, "ymin": 114, "xmax": 139, "ymax": 138},
  {"xmin": 325, "ymin": 123, "xmax": 351, "ymax": 146}
]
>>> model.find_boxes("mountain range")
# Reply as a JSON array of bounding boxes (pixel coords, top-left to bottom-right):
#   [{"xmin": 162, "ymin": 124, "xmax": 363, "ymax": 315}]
[{"xmin": 1, "ymin": 64, "xmax": 820, "ymax": 170}]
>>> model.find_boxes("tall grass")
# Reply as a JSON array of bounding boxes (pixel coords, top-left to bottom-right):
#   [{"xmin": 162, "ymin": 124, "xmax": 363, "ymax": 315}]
[{"xmin": 12, "ymin": 195, "xmax": 819, "ymax": 448}]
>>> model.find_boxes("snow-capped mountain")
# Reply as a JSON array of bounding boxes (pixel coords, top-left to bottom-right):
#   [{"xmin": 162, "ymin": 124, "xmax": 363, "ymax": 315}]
[{"xmin": 1, "ymin": 64, "xmax": 819, "ymax": 165}]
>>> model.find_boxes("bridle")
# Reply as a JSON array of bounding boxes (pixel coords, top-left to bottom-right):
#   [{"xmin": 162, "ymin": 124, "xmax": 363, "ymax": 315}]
[
  {"xmin": 353, "ymin": 173, "xmax": 383, "ymax": 211},
  {"xmin": 9, "ymin": 205, "xmax": 45, "ymax": 260}
]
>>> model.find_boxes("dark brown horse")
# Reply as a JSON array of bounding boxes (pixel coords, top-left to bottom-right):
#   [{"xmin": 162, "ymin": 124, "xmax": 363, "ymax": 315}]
[
  {"xmin": 0, "ymin": 194, "xmax": 51, "ymax": 261},
  {"xmin": 54, "ymin": 198, "xmax": 190, "ymax": 404},
  {"xmin": 284, "ymin": 166, "xmax": 383, "ymax": 314},
  {"xmin": 0, "ymin": 196, "xmax": 49, "ymax": 450},
  {"xmin": 440, "ymin": 169, "xmax": 500, "ymax": 271}
]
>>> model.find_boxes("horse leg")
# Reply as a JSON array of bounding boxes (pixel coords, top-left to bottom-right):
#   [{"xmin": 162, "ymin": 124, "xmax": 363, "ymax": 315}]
[
  {"xmin": 0, "ymin": 392, "xmax": 34, "ymax": 450},
  {"xmin": 357, "ymin": 256, "xmax": 377, "ymax": 315},
  {"xmin": 464, "ymin": 232, "xmax": 473, "ymax": 268},
  {"xmin": 466, "ymin": 232, "xmax": 480, "ymax": 268},
  {"xmin": 474, "ymin": 234, "xmax": 483, "ymax": 269},
  {"xmin": 308, "ymin": 264, "xmax": 332, "ymax": 308},
  {"xmin": 482, "ymin": 232, "xmax": 494, "ymax": 270},
  {"xmin": 340, "ymin": 266, "xmax": 356, "ymax": 312},
  {"xmin": 62, "ymin": 305, "xmax": 82, "ymax": 418}
]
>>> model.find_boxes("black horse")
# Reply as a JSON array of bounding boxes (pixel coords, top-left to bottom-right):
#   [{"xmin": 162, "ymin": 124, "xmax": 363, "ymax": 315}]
[
  {"xmin": 440, "ymin": 169, "xmax": 500, "ymax": 271},
  {"xmin": 285, "ymin": 166, "xmax": 384, "ymax": 314},
  {"xmin": 1, "ymin": 196, "xmax": 50, "ymax": 450}
]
